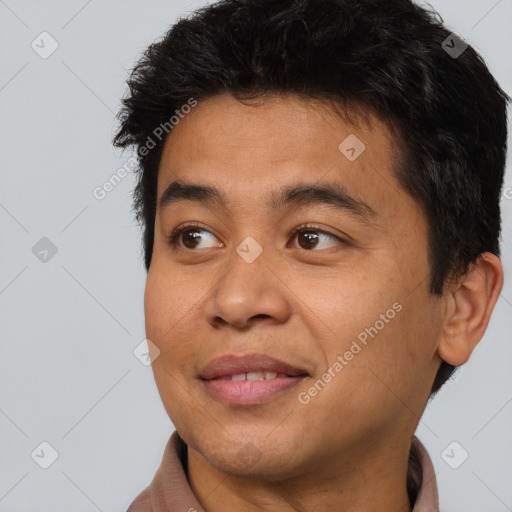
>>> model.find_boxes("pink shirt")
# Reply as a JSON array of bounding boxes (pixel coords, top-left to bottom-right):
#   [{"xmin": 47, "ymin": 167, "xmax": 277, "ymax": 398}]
[{"xmin": 126, "ymin": 432, "xmax": 439, "ymax": 511}]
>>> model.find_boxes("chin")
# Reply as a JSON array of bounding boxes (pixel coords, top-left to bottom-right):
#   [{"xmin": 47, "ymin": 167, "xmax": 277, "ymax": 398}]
[{"xmin": 189, "ymin": 428, "xmax": 311, "ymax": 480}]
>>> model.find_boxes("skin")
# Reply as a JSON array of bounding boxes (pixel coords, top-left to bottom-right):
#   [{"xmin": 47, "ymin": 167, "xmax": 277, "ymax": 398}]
[{"xmin": 144, "ymin": 92, "xmax": 503, "ymax": 512}]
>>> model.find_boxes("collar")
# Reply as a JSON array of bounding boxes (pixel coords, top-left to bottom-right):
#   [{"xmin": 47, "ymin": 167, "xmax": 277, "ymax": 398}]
[{"xmin": 126, "ymin": 432, "xmax": 439, "ymax": 512}]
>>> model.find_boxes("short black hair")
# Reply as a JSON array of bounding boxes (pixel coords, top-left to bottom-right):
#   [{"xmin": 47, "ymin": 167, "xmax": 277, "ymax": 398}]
[{"xmin": 113, "ymin": 0, "xmax": 509, "ymax": 397}]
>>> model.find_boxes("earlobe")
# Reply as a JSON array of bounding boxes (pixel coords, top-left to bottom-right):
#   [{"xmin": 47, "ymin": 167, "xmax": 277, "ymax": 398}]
[{"xmin": 436, "ymin": 252, "xmax": 504, "ymax": 366}]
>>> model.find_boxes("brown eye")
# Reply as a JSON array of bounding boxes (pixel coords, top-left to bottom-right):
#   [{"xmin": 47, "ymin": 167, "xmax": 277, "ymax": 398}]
[
  {"xmin": 168, "ymin": 224, "xmax": 223, "ymax": 250},
  {"xmin": 297, "ymin": 230, "xmax": 321, "ymax": 249},
  {"xmin": 289, "ymin": 226, "xmax": 344, "ymax": 251},
  {"xmin": 180, "ymin": 228, "xmax": 203, "ymax": 249}
]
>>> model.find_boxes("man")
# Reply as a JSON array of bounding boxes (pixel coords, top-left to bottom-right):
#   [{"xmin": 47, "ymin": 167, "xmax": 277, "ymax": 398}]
[{"xmin": 114, "ymin": 0, "xmax": 508, "ymax": 510}]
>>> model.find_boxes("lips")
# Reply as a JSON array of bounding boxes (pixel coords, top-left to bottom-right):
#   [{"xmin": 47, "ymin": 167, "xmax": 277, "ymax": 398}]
[{"xmin": 199, "ymin": 353, "xmax": 309, "ymax": 381}]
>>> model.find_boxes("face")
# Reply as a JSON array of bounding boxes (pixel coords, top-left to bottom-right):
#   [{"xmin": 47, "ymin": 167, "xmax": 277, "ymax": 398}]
[{"xmin": 144, "ymin": 92, "xmax": 444, "ymax": 478}]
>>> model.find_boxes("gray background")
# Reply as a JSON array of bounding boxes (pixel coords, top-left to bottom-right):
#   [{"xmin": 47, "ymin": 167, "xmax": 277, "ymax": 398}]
[{"xmin": 0, "ymin": 0, "xmax": 511, "ymax": 510}]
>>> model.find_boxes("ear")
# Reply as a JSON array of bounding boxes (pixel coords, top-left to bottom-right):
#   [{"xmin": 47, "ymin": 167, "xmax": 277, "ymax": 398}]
[{"xmin": 436, "ymin": 252, "xmax": 504, "ymax": 366}]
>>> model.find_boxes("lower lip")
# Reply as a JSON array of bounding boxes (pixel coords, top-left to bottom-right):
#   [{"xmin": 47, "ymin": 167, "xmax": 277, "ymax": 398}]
[{"xmin": 202, "ymin": 376, "xmax": 307, "ymax": 405}]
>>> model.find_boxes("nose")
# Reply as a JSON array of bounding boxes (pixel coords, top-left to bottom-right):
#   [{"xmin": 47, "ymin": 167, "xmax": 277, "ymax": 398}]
[{"xmin": 203, "ymin": 248, "xmax": 292, "ymax": 331}]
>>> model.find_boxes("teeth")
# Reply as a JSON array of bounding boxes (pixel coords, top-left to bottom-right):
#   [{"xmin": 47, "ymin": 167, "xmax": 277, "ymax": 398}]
[
  {"xmin": 230, "ymin": 371, "xmax": 280, "ymax": 381},
  {"xmin": 247, "ymin": 371, "xmax": 264, "ymax": 381}
]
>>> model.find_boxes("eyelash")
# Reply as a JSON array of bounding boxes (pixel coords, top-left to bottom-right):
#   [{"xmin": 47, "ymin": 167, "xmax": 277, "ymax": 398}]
[{"xmin": 166, "ymin": 222, "xmax": 346, "ymax": 250}]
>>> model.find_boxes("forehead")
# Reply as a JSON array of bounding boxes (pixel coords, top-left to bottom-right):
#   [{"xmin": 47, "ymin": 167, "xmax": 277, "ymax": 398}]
[{"xmin": 157, "ymin": 93, "xmax": 412, "ymax": 222}]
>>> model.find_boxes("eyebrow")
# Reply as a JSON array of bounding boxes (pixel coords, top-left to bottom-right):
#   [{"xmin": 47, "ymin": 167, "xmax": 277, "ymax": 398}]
[{"xmin": 158, "ymin": 179, "xmax": 377, "ymax": 221}]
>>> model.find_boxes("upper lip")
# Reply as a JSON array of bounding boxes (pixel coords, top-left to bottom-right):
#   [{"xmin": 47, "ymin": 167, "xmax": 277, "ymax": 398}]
[{"xmin": 199, "ymin": 353, "xmax": 310, "ymax": 380}]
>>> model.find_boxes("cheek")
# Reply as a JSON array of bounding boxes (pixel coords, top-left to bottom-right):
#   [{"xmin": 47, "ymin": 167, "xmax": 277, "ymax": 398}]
[
  {"xmin": 144, "ymin": 264, "xmax": 196, "ymax": 339},
  {"xmin": 144, "ymin": 267, "xmax": 200, "ymax": 376},
  {"xmin": 144, "ymin": 268, "xmax": 203, "ymax": 425},
  {"xmin": 302, "ymin": 278, "xmax": 435, "ymax": 420},
  {"xmin": 335, "ymin": 301, "xmax": 437, "ymax": 416}
]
